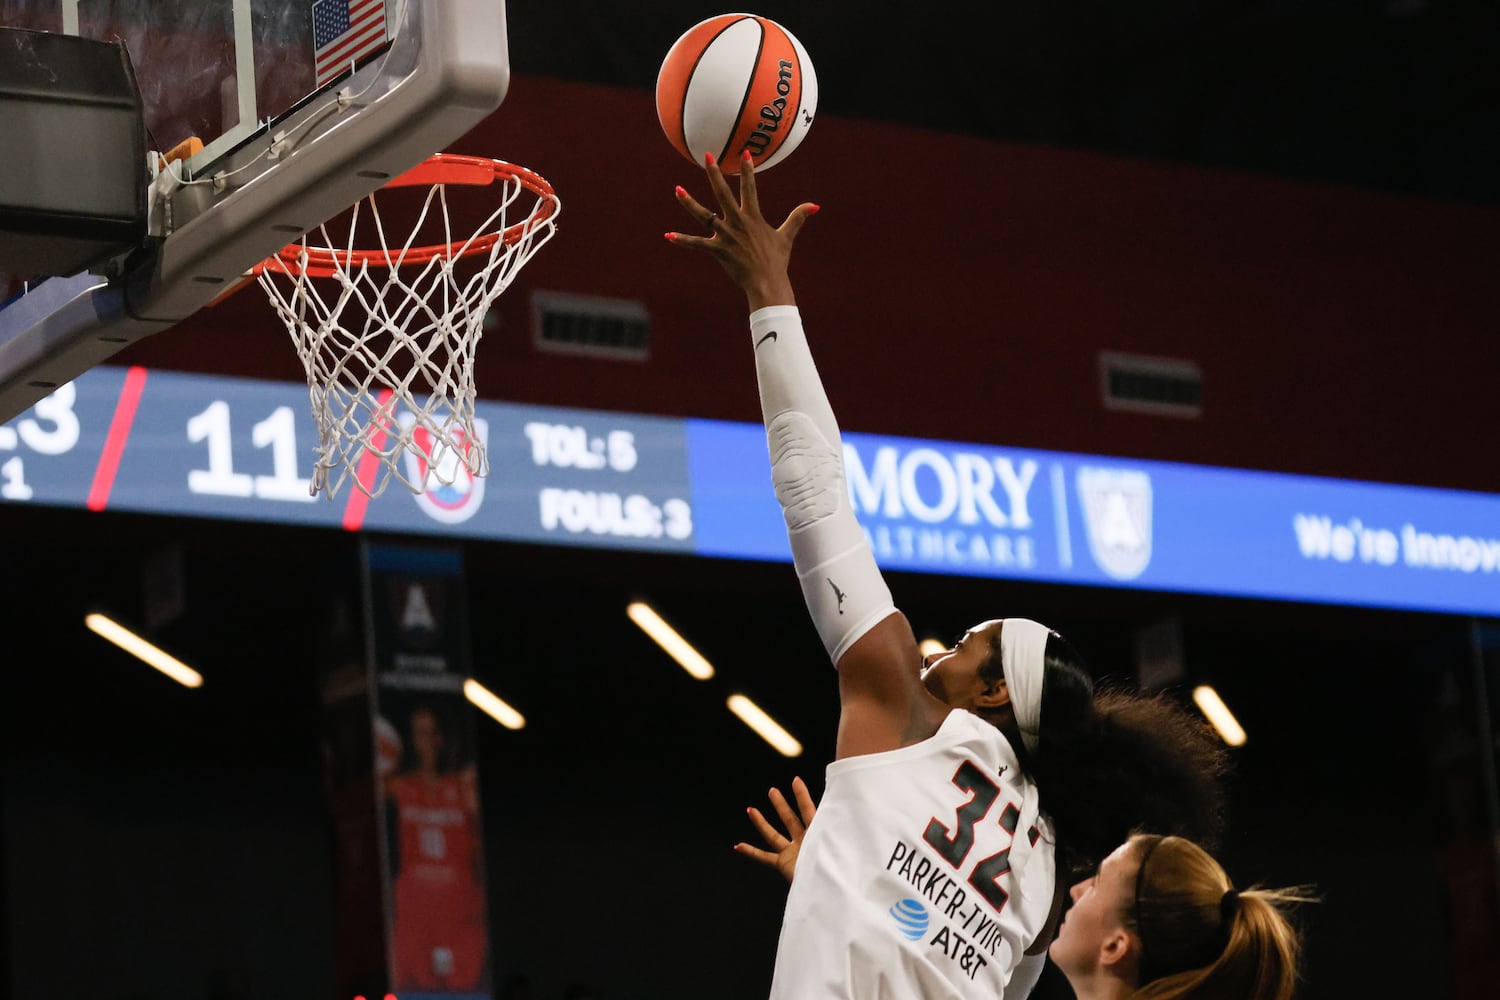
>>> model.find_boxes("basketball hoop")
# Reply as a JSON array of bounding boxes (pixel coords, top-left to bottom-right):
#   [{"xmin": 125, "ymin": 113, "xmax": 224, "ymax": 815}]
[{"xmin": 254, "ymin": 153, "xmax": 560, "ymax": 499}]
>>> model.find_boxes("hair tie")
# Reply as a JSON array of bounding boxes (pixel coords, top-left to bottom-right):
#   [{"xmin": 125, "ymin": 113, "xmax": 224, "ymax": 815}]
[{"xmin": 1219, "ymin": 888, "xmax": 1240, "ymax": 924}]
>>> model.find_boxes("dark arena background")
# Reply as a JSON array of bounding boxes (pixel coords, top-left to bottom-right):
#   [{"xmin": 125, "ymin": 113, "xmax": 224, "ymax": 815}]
[{"xmin": 2, "ymin": 2, "xmax": 1498, "ymax": 999}]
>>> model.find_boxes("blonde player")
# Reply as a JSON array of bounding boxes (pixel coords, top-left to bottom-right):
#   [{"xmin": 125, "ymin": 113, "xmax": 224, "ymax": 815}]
[{"xmin": 668, "ymin": 153, "xmax": 1230, "ymax": 998}]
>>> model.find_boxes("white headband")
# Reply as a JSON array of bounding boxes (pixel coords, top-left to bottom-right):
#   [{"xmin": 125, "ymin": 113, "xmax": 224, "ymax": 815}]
[{"xmin": 1000, "ymin": 618, "xmax": 1050, "ymax": 752}]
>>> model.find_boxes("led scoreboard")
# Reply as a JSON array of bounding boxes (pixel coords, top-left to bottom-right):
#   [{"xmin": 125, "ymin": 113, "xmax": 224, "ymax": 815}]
[{"xmin": 5, "ymin": 366, "xmax": 1500, "ymax": 618}]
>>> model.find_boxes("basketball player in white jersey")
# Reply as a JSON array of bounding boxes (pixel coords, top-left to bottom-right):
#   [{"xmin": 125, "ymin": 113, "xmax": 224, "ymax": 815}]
[{"xmin": 668, "ymin": 151, "xmax": 1228, "ymax": 999}]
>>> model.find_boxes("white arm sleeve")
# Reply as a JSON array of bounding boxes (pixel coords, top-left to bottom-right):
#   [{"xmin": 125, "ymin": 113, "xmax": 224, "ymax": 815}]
[{"xmin": 750, "ymin": 305, "xmax": 896, "ymax": 664}]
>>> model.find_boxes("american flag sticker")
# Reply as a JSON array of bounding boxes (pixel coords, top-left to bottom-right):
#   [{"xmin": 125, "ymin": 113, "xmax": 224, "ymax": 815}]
[{"xmin": 312, "ymin": 0, "xmax": 389, "ymax": 87}]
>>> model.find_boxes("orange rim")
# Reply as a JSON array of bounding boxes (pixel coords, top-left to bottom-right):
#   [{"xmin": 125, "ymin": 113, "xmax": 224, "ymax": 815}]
[{"xmin": 253, "ymin": 154, "xmax": 559, "ymax": 279}]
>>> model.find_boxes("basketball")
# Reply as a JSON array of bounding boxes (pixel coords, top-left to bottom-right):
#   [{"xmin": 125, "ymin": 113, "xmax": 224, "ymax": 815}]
[{"xmin": 656, "ymin": 13, "xmax": 818, "ymax": 173}]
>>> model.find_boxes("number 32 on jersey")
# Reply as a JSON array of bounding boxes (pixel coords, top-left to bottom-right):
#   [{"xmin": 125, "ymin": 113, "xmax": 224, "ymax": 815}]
[{"xmin": 923, "ymin": 760, "xmax": 1026, "ymax": 911}]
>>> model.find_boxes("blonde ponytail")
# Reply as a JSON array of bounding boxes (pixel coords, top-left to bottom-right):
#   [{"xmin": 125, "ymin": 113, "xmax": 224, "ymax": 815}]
[{"xmin": 1126, "ymin": 836, "xmax": 1317, "ymax": 1000}]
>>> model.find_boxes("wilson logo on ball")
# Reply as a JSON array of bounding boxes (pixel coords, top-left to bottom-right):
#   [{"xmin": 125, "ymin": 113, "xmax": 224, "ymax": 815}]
[
  {"xmin": 655, "ymin": 13, "xmax": 818, "ymax": 172},
  {"xmin": 743, "ymin": 58, "xmax": 796, "ymax": 158}
]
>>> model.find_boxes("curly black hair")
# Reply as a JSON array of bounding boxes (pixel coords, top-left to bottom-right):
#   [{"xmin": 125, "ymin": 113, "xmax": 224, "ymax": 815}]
[{"xmin": 991, "ymin": 631, "xmax": 1230, "ymax": 882}]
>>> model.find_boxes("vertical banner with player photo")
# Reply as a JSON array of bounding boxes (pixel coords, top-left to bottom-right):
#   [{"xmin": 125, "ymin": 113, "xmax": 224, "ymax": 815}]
[{"xmin": 363, "ymin": 542, "xmax": 492, "ymax": 1000}]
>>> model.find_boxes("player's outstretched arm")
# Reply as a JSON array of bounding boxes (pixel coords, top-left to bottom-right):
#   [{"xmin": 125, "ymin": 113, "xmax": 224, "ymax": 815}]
[
  {"xmin": 733, "ymin": 776, "xmax": 818, "ymax": 883},
  {"xmin": 668, "ymin": 154, "xmax": 946, "ymax": 757}
]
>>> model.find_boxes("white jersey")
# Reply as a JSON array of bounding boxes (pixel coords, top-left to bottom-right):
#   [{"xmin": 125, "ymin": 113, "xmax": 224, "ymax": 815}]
[{"xmin": 769, "ymin": 709, "xmax": 1056, "ymax": 999}]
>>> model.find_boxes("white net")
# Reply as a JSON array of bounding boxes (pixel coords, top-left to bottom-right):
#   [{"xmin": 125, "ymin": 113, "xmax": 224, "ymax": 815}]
[{"xmin": 255, "ymin": 156, "xmax": 560, "ymax": 499}]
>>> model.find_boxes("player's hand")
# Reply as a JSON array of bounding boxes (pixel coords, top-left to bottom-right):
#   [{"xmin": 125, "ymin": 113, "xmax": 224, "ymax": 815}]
[
  {"xmin": 733, "ymin": 776, "xmax": 818, "ymax": 883},
  {"xmin": 666, "ymin": 150, "xmax": 819, "ymax": 311}
]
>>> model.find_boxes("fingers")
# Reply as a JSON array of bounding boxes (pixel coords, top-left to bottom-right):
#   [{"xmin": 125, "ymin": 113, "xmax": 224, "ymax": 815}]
[
  {"xmin": 737, "ymin": 148, "xmax": 761, "ymax": 219},
  {"xmin": 779, "ymin": 201, "xmax": 821, "ymax": 240},
  {"xmin": 667, "ymin": 156, "xmax": 820, "ymax": 276},
  {"xmin": 733, "ymin": 842, "xmax": 780, "ymax": 867},
  {"xmin": 674, "ymin": 184, "xmax": 719, "ymax": 231},
  {"xmin": 768, "ymin": 786, "xmax": 804, "ymax": 837},
  {"xmin": 663, "ymin": 231, "xmax": 716, "ymax": 251},
  {"xmin": 703, "ymin": 151, "xmax": 739, "ymax": 220},
  {"xmin": 746, "ymin": 806, "xmax": 788, "ymax": 849},
  {"xmin": 791, "ymin": 775, "xmax": 818, "ymax": 826}
]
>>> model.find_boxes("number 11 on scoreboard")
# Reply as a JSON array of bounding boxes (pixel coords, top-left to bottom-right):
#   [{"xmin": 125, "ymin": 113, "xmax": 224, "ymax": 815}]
[{"xmin": 187, "ymin": 400, "xmax": 318, "ymax": 501}]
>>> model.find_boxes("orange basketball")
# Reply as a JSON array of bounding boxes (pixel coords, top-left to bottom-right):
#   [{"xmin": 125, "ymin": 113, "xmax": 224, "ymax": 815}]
[{"xmin": 656, "ymin": 13, "xmax": 818, "ymax": 172}]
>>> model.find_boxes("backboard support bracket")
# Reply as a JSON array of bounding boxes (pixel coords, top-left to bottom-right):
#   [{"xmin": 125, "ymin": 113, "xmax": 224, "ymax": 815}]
[{"xmin": 0, "ymin": 0, "xmax": 512, "ymax": 422}]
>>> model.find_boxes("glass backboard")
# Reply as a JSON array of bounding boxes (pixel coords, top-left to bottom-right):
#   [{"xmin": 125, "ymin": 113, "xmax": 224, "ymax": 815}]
[
  {"xmin": 0, "ymin": 0, "xmax": 366, "ymax": 175},
  {"xmin": 0, "ymin": 0, "xmax": 511, "ymax": 422}
]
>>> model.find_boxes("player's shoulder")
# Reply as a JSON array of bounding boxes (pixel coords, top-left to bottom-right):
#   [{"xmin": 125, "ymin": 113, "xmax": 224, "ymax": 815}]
[{"xmin": 941, "ymin": 709, "xmax": 1024, "ymax": 763}]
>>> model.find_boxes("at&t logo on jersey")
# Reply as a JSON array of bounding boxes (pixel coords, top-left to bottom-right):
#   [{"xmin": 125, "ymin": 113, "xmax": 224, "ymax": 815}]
[
  {"xmin": 403, "ymin": 418, "xmax": 488, "ymax": 524},
  {"xmin": 888, "ymin": 898, "xmax": 929, "ymax": 941},
  {"xmin": 1077, "ymin": 466, "xmax": 1153, "ymax": 580},
  {"xmin": 883, "ymin": 836, "xmax": 1003, "ymax": 981}
]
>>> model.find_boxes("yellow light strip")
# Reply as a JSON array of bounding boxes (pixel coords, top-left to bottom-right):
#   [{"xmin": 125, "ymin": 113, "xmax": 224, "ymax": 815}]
[
  {"xmin": 726, "ymin": 694, "xmax": 803, "ymax": 757},
  {"xmin": 626, "ymin": 601, "xmax": 715, "ymax": 680},
  {"xmin": 1192, "ymin": 685, "xmax": 1247, "ymax": 747},
  {"xmin": 463, "ymin": 678, "xmax": 526, "ymax": 730},
  {"xmin": 84, "ymin": 613, "xmax": 204, "ymax": 689}
]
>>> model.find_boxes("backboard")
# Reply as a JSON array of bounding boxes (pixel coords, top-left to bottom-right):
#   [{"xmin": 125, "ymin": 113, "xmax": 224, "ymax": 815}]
[{"xmin": 0, "ymin": 0, "xmax": 513, "ymax": 422}]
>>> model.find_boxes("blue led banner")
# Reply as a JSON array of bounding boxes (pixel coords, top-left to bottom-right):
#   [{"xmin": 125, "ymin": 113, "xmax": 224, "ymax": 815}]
[
  {"xmin": 4, "ymin": 366, "xmax": 1499, "ymax": 617},
  {"xmin": 687, "ymin": 420, "xmax": 1500, "ymax": 616}
]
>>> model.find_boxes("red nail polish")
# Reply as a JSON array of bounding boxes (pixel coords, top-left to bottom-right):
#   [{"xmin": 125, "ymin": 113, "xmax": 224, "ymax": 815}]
[
  {"xmin": 742, "ymin": 148, "xmax": 753, "ymax": 161},
  {"xmin": 664, "ymin": 232, "xmax": 677, "ymax": 242},
  {"xmin": 704, "ymin": 151, "xmax": 716, "ymax": 167},
  {"xmin": 807, "ymin": 204, "xmax": 821, "ymax": 215},
  {"xmin": 674, "ymin": 185, "xmax": 687, "ymax": 198}
]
